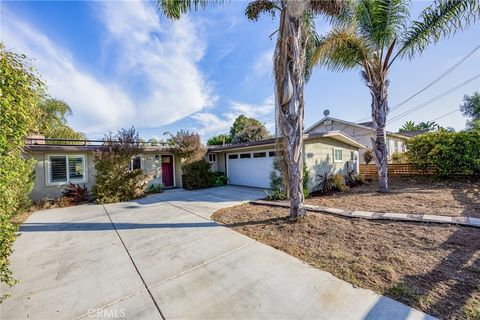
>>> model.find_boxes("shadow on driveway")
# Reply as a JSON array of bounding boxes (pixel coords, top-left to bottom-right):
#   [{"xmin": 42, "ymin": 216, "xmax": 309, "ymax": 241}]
[{"xmin": 19, "ymin": 221, "xmax": 218, "ymax": 232}]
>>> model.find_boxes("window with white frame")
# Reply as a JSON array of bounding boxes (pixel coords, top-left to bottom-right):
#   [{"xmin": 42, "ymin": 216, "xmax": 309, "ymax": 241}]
[
  {"xmin": 394, "ymin": 140, "xmax": 399, "ymax": 152},
  {"xmin": 48, "ymin": 155, "xmax": 86, "ymax": 185},
  {"xmin": 333, "ymin": 148, "xmax": 343, "ymax": 162},
  {"xmin": 208, "ymin": 153, "xmax": 216, "ymax": 162},
  {"xmin": 129, "ymin": 156, "xmax": 141, "ymax": 170}
]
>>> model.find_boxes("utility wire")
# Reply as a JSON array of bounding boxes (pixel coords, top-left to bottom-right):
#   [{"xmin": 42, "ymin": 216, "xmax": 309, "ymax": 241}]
[
  {"xmin": 354, "ymin": 44, "xmax": 480, "ymax": 122},
  {"xmin": 430, "ymin": 108, "xmax": 461, "ymax": 122},
  {"xmin": 387, "ymin": 74, "xmax": 480, "ymax": 124}
]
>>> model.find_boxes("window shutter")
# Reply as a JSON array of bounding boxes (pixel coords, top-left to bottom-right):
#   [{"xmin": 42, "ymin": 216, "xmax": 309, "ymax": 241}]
[{"xmin": 50, "ymin": 156, "xmax": 67, "ymax": 182}]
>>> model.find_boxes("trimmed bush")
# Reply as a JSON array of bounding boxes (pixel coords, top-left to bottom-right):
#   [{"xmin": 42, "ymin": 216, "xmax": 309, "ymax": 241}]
[
  {"xmin": 210, "ymin": 171, "xmax": 228, "ymax": 187},
  {"xmin": 406, "ymin": 130, "xmax": 480, "ymax": 176},
  {"xmin": 182, "ymin": 159, "xmax": 213, "ymax": 190}
]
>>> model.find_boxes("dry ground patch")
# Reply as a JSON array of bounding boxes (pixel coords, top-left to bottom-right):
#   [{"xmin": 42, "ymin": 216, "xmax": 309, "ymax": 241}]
[
  {"xmin": 306, "ymin": 177, "xmax": 479, "ymax": 218},
  {"xmin": 212, "ymin": 204, "xmax": 480, "ymax": 319}
]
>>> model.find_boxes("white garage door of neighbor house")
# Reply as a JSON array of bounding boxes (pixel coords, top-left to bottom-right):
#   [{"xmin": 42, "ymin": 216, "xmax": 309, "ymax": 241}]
[{"xmin": 227, "ymin": 150, "xmax": 275, "ymax": 188}]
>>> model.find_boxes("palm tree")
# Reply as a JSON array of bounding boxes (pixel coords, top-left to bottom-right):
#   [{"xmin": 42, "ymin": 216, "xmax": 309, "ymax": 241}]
[
  {"xmin": 158, "ymin": 0, "xmax": 344, "ymax": 218},
  {"xmin": 312, "ymin": 0, "xmax": 479, "ymax": 192},
  {"xmin": 417, "ymin": 121, "xmax": 440, "ymax": 131},
  {"xmin": 399, "ymin": 120, "xmax": 418, "ymax": 132}
]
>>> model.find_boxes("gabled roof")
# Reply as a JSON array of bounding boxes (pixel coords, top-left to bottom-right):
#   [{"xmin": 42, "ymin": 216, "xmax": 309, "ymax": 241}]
[
  {"xmin": 208, "ymin": 130, "xmax": 366, "ymax": 152},
  {"xmin": 305, "ymin": 116, "xmax": 410, "ymax": 139}
]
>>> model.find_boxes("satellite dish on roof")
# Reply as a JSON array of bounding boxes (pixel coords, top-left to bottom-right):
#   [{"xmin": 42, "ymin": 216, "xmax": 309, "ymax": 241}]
[{"xmin": 323, "ymin": 109, "xmax": 330, "ymax": 116}]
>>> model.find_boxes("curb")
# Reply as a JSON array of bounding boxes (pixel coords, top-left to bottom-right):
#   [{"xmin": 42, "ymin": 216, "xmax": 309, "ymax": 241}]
[{"xmin": 250, "ymin": 200, "xmax": 480, "ymax": 228}]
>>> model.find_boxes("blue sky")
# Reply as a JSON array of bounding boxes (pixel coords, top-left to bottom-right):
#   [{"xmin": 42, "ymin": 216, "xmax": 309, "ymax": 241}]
[{"xmin": 2, "ymin": 1, "xmax": 479, "ymax": 141}]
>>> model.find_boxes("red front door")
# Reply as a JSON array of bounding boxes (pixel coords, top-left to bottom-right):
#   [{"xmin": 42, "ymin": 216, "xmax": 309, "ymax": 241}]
[{"xmin": 161, "ymin": 155, "xmax": 174, "ymax": 187}]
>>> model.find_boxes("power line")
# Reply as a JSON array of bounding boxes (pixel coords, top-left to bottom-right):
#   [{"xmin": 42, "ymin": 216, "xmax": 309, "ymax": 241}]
[
  {"xmin": 354, "ymin": 44, "xmax": 480, "ymax": 122},
  {"xmin": 430, "ymin": 108, "xmax": 461, "ymax": 122},
  {"xmin": 387, "ymin": 74, "xmax": 480, "ymax": 124}
]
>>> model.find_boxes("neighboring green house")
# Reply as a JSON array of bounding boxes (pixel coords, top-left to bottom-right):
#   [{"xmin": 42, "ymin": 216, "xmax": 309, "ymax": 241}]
[
  {"xmin": 207, "ymin": 131, "xmax": 365, "ymax": 191},
  {"xmin": 25, "ymin": 138, "xmax": 182, "ymax": 200}
]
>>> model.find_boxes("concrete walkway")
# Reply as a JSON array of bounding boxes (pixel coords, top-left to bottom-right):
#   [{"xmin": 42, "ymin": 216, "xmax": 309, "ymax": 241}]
[{"xmin": 1, "ymin": 186, "xmax": 434, "ymax": 320}]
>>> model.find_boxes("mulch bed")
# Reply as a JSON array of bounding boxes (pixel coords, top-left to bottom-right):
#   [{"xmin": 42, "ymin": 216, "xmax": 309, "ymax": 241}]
[
  {"xmin": 212, "ymin": 204, "xmax": 480, "ymax": 320},
  {"xmin": 306, "ymin": 176, "xmax": 480, "ymax": 218}
]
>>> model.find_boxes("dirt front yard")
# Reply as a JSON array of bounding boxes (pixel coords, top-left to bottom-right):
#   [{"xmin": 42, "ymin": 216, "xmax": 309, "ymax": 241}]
[
  {"xmin": 212, "ymin": 204, "xmax": 480, "ymax": 320},
  {"xmin": 306, "ymin": 177, "xmax": 480, "ymax": 218}
]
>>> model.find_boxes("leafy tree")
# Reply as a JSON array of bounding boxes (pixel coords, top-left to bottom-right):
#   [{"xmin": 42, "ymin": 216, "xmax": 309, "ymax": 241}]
[
  {"xmin": 400, "ymin": 120, "xmax": 441, "ymax": 132},
  {"xmin": 460, "ymin": 91, "xmax": 480, "ymax": 129},
  {"xmin": 93, "ymin": 128, "xmax": 149, "ymax": 204},
  {"xmin": 207, "ymin": 134, "xmax": 232, "ymax": 146},
  {"xmin": 158, "ymin": 0, "xmax": 346, "ymax": 219},
  {"xmin": 313, "ymin": 0, "xmax": 479, "ymax": 192},
  {"xmin": 0, "ymin": 44, "xmax": 44, "ymax": 287},
  {"xmin": 166, "ymin": 130, "xmax": 206, "ymax": 164},
  {"xmin": 36, "ymin": 98, "xmax": 85, "ymax": 142},
  {"xmin": 230, "ymin": 115, "xmax": 271, "ymax": 144}
]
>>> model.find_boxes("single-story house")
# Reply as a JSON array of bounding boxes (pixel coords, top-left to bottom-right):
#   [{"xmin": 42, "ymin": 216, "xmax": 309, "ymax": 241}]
[
  {"xmin": 305, "ymin": 117, "xmax": 410, "ymax": 163},
  {"xmin": 207, "ymin": 131, "xmax": 365, "ymax": 191},
  {"xmin": 25, "ymin": 140, "xmax": 182, "ymax": 200}
]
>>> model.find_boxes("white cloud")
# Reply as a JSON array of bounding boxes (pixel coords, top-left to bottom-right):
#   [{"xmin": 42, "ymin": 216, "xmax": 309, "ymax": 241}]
[
  {"xmin": 242, "ymin": 49, "xmax": 274, "ymax": 87},
  {"xmin": 1, "ymin": 1, "xmax": 215, "ymax": 136},
  {"xmin": 191, "ymin": 96, "xmax": 275, "ymax": 137}
]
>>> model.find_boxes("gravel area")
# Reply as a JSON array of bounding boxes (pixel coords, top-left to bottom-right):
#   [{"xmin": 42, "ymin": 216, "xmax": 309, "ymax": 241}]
[{"xmin": 306, "ymin": 177, "xmax": 480, "ymax": 218}]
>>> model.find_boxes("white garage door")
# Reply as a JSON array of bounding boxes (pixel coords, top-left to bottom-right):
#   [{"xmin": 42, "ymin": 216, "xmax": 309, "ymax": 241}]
[{"xmin": 227, "ymin": 150, "xmax": 275, "ymax": 188}]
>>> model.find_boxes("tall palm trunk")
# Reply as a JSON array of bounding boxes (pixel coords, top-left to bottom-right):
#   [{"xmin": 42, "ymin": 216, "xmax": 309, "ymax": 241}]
[
  {"xmin": 275, "ymin": 1, "xmax": 307, "ymax": 218},
  {"xmin": 368, "ymin": 73, "xmax": 389, "ymax": 192}
]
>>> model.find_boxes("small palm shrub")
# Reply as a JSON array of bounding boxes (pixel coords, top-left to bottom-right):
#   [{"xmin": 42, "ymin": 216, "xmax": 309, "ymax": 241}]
[
  {"xmin": 345, "ymin": 169, "xmax": 365, "ymax": 188},
  {"xmin": 317, "ymin": 171, "xmax": 334, "ymax": 194},
  {"xmin": 62, "ymin": 183, "xmax": 89, "ymax": 204}
]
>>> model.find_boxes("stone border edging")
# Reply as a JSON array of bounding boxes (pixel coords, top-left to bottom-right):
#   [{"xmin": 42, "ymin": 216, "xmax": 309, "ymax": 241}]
[{"xmin": 250, "ymin": 200, "xmax": 480, "ymax": 228}]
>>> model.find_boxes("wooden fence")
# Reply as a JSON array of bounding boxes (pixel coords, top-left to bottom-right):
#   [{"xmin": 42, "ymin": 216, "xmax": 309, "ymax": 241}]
[{"xmin": 359, "ymin": 163, "xmax": 437, "ymax": 176}]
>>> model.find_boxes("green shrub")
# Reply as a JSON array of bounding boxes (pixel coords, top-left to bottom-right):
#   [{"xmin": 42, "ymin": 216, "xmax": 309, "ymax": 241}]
[
  {"xmin": 266, "ymin": 158, "xmax": 309, "ymax": 201},
  {"xmin": 1, "ymin": 44, "xmax": 43, "ymax": 287},
  {"xmin": 210, "ymin": 171, "xmax": 228, "ymax": 187},
  {"xmin": 345, "ymin": 169, "xmax": 365, "ymax": 187},
  {"xmin": 182, "ymin": 159, "xmax": 213, "ymax": 190},
  {"xmin": 391, "ymin": 152, "xmax": 408, "ymax": 163},
  {"xmin": 406, "ymin": 130, "xmax": 480, "ymax": 176},
  {"xmin": 332, "ymin": 173, "xmax": 348, "ymax": 191},
  {"xmin": 146, "ymin": 183, "xmax": 164, "ymax": 194},
  {"xmin": 93, "ymin": 128, "xmax": 149, "ymax": 204}
]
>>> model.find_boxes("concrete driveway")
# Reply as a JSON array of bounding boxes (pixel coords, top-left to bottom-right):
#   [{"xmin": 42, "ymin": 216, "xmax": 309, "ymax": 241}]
[{"xmin": 1, "ymin": 186, "xmax": 433, "ymax": 320}]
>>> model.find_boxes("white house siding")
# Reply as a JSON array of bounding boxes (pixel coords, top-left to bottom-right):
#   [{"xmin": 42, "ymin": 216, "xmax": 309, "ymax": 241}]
[
  {"xmin": 28, "ymin": 151, "xmax": 181, "ymax": 200},
  {"xmin": 29, "ymin": 152, "xmax": 97, "ymax": 200}
]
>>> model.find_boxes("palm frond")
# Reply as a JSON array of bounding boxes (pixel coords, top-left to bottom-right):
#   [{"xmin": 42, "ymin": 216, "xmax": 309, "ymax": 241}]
[
  {"xmin": 245, "ymin": 0, "xmax": 279, "ymax": 21},
  {"xmin": 399, "ymin": 0, "xmax": 480, "ymax": 59},
  {"xmin": 157, "ymin": 0, "xmax": 224, "ymax": 19},
  {"xmin": 304, "ymin": 11, "xmax": 321, "ymax": 81},
  {"xmin": 356, "ymin": 0, "xmax": 409, "ymax": 51},
  {"xmin": 312, "ymin": 28, "xmax": 369, "ymax": 71},
  {"xmin": 309, "ymin": 0, "xmax": 344, "ymax": 16}
]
